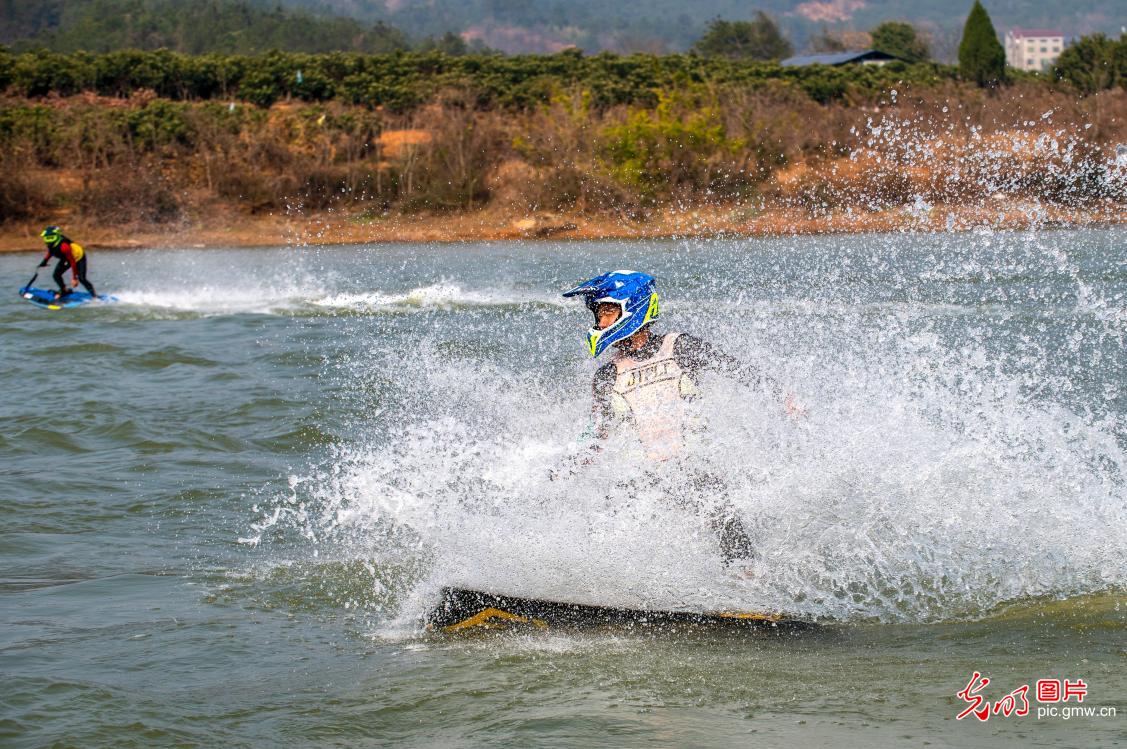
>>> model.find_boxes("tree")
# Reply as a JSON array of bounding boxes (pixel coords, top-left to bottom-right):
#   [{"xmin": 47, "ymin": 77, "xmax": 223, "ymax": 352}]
[
  {"xmin": 807, "ymin": 28, "xmax": 873, "ymax": 54},
  {"xmin": 1054, "ymin": 34, "xmax": 1120, "ymax": 94},
  {"xmin": 692, "ymin": 14, "xmax": 793, "ymax": 61},
  {"xmin": 7, "ymin": 0, "xmax": 410, "ymax": 55},
  {"xmin": 871, "ymin": 21, "xmax": 929, "ymax": 63},
  {"xmin": 1117, "ymin": 35, "xmax": 1127, "ymax": 83},
  {"xmin": 958, "ymin": 1, "xmax": 1005, "ymax": 86},
  {"xmin": 419, "ymin": 32, "xmax": 470, "ymax": 56},
  {"xmin": 808, "ymin": 26, "xmax": 847, "ymax": 53}
]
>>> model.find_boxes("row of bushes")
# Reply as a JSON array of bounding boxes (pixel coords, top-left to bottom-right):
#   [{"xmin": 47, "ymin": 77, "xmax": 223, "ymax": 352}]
[
  {"xmin": 4, "ymin": 78, "xmax": 1126, "ymax": 228},
  {"xmin": 0, "ymin": 47, "xmax": 970, "ymax": 110}
]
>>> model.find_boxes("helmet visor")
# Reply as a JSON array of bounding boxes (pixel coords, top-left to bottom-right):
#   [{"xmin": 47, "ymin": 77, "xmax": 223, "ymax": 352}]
[{"xmin": 585, "ymin": 299, "xmax": 635, "ymax": 357}]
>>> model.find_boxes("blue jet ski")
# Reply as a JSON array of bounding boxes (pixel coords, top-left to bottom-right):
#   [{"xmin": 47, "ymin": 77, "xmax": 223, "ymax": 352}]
[{"xmin": 19, "ymin": 285, "xmax": 117, "ymax": 310}]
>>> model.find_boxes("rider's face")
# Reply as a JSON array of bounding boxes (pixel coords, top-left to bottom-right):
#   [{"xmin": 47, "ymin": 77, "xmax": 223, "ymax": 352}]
[{"xmin": 594, "ymin": 302, "xmax": 622, "ymax": 330}]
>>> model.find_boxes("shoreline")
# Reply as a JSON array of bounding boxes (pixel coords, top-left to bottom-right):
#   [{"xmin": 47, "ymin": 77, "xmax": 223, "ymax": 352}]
[{"xmin": 2, "ymin": 202, "xmax": 1125, "ymax": 253}]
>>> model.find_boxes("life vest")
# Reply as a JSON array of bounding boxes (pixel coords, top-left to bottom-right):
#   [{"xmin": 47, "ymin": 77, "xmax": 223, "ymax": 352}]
[
  {"xmin": 610, "ymin": 332, "xmax": 699, "ymax": 462},
  {"xmin": 48, "ymin": 239, "xmax": 84, "ymax": 263}
]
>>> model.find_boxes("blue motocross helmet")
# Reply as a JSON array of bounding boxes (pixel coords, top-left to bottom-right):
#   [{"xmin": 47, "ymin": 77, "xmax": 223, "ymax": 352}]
[{"xmin": 562, "ymin": 270, "xmax": 660, "ymax": 357}]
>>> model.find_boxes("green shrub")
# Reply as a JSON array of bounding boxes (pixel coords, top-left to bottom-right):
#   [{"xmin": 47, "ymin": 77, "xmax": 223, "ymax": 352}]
[
  {"xmin": 1054, "ymin": 34, "xmax": 1121, "ymax": 94},
  {"xmin": 599, "ymin": 92, "xmax": 745, "ymax": 201}
]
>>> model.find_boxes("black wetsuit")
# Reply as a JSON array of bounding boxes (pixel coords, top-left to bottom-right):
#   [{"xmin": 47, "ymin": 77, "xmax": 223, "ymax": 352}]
[
  {"xmin": 41, "ymin": 238, "xmax": 96, "ymax": 297},
  {"xmin": 591, "ymin": 331, "xmax": 778, "ymax": 565}
]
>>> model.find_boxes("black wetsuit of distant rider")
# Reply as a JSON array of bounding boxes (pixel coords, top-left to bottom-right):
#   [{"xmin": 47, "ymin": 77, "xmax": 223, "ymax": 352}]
[
  {"xmin": 592, "ymin": 331, "xmax": 780, "ymax": 566},
  {"xmin": 40, "ymin": 237, "xmax": 97, "ymax": 298}
]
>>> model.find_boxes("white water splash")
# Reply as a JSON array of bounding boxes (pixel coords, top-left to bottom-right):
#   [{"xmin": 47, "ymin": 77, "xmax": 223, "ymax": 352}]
[
  {"xmin": 115, "ymin": 280, "xmax": 326, "ymax": 315},
  {"xmin": 311, "ymin": 282, "xmax": 567, "ymax": 311},
  {"xmin": 245, "ymin": 231, "xmax": 1126, "ymax": 626}
]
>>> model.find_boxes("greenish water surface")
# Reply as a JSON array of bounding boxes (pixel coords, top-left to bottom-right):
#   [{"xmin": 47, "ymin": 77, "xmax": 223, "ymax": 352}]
[{"xmin": 1, "ymin": 230, "xmax": 1124, "ymax": 747}]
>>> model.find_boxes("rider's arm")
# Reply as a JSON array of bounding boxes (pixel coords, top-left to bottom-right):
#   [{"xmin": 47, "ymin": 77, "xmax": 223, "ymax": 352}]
[
  {"xmin": 590, "ymin": 362, "xmax": 617, "ymax": 440},
  {"xmin": 548, "ymin": 364, "xmax": 615, "ymax": 481},
  {"xmin": 674, "ymin": 334, "xmax": 784, "ymax": 398},
  {"xmin": 674, "ymin": 334, "xmax": 805, "ymax": 416}
]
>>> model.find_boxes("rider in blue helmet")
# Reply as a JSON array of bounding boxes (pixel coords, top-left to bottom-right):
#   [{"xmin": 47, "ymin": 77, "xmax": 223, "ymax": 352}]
[
  {"xmin": 562, "ymin": 270, "xmax": 660, "ymax": 358},
  {"xmin": 563, "ymin": 270, "xmax": 800, "ymax": 569}
]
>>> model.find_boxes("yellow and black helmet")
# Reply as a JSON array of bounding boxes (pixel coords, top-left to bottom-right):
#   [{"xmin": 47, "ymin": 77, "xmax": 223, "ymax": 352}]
[{"xmin": 40, "ymin": 226, "xmax": 63, "ymax": 247}]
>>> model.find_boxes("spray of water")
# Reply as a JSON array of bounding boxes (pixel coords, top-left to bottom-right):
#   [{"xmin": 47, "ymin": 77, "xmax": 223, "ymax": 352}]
[{"xmin": 241, "ymin": 229, "xmax": 1125, "ymax": 628}]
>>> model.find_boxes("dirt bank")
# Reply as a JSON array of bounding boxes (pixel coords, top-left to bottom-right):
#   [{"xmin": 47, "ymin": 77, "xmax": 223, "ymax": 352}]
[{"xmin": 3, "ymin": 201, "xmax": 1123, "ymax": 253}]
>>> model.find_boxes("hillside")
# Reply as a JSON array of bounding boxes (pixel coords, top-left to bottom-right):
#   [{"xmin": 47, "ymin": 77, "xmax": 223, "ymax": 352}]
[
  {"xmin": 293, "ymin": 0, "xmax": 1124, "ymax": 55},
  {"xmin": 4, "ymin": 0, "xmax": 1121, "ymax": 57},
  {"xmin": 0, "ymin": 0, "xmax": 409, "ymax": 54}
]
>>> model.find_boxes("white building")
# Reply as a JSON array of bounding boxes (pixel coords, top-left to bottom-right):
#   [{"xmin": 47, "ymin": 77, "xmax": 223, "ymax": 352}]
[{"xmin": 1005, "ymin": 28, "xmax": 1064, "ymax": 72}]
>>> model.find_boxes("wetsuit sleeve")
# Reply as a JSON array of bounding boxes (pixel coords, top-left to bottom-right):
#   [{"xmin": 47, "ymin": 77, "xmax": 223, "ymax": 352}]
[
  {"xmin": 673, "ymin": 334, "xmax": 782, "ymax": 397},
  {"xmin": 590, "ymin": 362, "xmax": 617, "ymax": 439}
]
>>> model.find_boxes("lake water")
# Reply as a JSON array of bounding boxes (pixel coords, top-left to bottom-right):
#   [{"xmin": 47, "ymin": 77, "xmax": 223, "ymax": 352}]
[{"xmin": 1, "ymin": 229, "xmax": 1124, "ymax": 746}]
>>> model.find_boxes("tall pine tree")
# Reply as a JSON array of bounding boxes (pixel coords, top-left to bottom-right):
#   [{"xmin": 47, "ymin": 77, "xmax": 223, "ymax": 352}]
[{"xmin": 958, "ymin": 1, "xmax": 1006, "ymax": 86}]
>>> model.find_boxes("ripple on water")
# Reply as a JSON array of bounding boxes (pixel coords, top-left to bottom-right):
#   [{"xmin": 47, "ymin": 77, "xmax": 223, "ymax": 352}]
[
  {"xmin": 253, "ymin": 424, "xmax": 340, "ymax": 452},
  {"xmin": 123, "ymin": 348, "xmax": 220, "ymax": 371}
]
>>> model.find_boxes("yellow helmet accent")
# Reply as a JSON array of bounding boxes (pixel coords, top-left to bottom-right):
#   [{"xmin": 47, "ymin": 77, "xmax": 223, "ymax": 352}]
[
  {"xmin": 587, "ymin": 329, "xmax": 600, "ymax": 357},
  {"xmin": 40, "ymin": 226, "xmax": 62, "ymax": 246},
  {"xmin": 642, "ymin": 293, "xmax": 659, "ymax": 324}
]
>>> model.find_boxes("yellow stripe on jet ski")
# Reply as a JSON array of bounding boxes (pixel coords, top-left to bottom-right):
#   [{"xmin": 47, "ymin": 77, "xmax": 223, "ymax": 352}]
[{"xmin": 442, "ymin": 607, "xmax": 548, "ymax": 633}]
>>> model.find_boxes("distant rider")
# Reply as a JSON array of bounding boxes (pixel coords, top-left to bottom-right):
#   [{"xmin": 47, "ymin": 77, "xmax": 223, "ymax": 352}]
[
  {"xmin": 39, "ymin": 226, "xmax": 97, "ymax": 299},
  {"xmin": 562, "ymin": 270, "xmax": 799, "ymax": 568}
]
